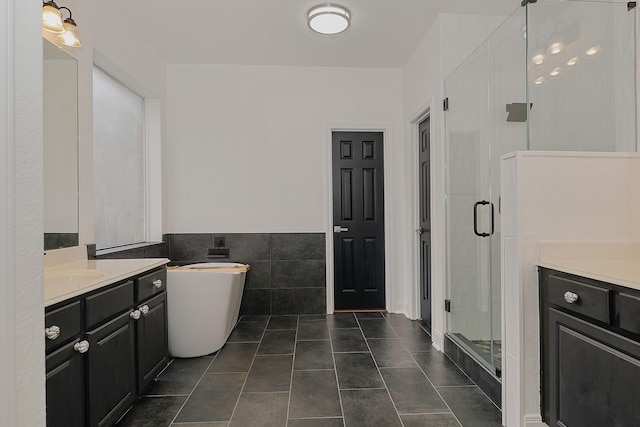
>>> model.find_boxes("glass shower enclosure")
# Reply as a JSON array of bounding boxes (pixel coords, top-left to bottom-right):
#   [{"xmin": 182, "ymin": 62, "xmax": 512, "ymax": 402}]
[{"xmin": 444, "ymin": 0, "xmax": 636, "ymax": 376}]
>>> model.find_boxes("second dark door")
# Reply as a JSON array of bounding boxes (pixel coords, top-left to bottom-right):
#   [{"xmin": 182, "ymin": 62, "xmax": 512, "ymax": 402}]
[
  {"xmin": 418, "ymin": 116, "xmax": 431, "ymax": 327},
  {"xmin": 332, "ymin": 131, "xmax": 385, "ymax": 310}
]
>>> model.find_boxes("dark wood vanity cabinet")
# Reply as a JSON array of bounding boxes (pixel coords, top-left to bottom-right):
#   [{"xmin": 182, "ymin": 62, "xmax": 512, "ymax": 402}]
[
  {"xmin": 44, "ymin": 266, "xmax": 168, "ymax": 427},
  {"xmin": 45, "ymin": 340, "xmax": 86, "ymax": 427},
  {"xmin": 540, "ymin": 268, "xmax": 640, "ymax": 427},
  {"xmin": 135, "ymin": 269, "xmax": 169, "ymax": 393}
]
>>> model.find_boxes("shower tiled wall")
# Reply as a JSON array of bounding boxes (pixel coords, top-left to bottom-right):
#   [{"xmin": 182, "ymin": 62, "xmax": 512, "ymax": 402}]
[{"xmin": 94, "ymin": 233, "xmax": 326, "ymax": 315}]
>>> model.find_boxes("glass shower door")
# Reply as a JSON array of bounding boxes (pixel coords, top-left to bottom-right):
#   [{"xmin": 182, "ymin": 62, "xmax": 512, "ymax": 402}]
[
  {"xmin": 445, "ymin": 5, "xmax": 527, "ymax": 374},
  {"xmin": 445, "ymin": 41, "xmax": 497, "ymax": 370}
]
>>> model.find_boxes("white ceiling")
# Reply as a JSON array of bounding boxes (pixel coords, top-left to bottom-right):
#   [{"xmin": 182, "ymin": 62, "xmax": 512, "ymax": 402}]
[{"xmin": 102, "ymin": 0, "xmax": 520, "ymax": 68}]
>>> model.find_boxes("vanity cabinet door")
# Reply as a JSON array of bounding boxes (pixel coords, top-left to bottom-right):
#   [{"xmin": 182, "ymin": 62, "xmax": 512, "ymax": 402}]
[
  {"xmin": 46, "ymin": 340, "xmax": 86, "ymax": 427},
  {"xmin": 549, "ymin": 308, "xmax": 640, "ymax": 426},
  {"xmin": 136, "ymin": 291, "xmax": 169, "ymax": 393},
  {"xmin": 86, "ymin": 310, "xmax": 137, "ymax": 427}
]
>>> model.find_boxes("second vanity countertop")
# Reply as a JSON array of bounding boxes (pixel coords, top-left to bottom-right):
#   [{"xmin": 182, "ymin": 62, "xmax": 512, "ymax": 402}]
[
  {"xmin": 538, "ymin": 242, "xmax": 640, "ymax": 291},
  {"xmin": 45, "ymin": 257, "xmax": 170, "ymax": 307}
]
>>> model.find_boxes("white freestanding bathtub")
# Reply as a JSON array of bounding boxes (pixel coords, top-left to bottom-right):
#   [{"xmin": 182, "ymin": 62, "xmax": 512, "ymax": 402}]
[{"xmin": 166, "ymin": 262, "xmax": 249, "ymax": 358}]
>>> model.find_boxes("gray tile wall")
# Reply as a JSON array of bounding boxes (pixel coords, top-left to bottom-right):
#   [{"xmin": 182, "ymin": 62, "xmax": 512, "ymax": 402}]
[
  {"xmin": 44, "ymin": 233, "xmax": 79, "ymax": 250},
  {"xmin": 90, "ymin": 233, "xmax": 327, "ymax": 315},
  {"xmin": 91, "ymin": 241, "xmax": 169, "ymax": 259},
  {"xmin": 167, "ymin": 233, "xmax": 326, "ymax": 315}
]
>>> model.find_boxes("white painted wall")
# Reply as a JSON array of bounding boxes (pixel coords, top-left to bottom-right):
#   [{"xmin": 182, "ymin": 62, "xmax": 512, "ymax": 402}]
[
  {"xmin": 165, "ymin": 63, "xmax": 405, "ymax": 310},
  {"xmin": 165, "ymin": 64, "xmax": 402, "ymax": 232},
  {"xmin": 501, "ymin": 151, "xmax": 640, "ymax": 427},
  {"xmin": 1, "ymin": 0, "xmax": 46, "ymax": 425},
  {"xmin": 402, "ymin": 17, "xmax": 444, "ymax": 338}
]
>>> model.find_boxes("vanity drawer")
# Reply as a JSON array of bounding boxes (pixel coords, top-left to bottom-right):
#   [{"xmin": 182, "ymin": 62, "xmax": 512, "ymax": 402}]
[
  {"xmin": 618, "ymin": 293, "xmax": 640, "ymax": 336},
  {"xmin": 45, "ymin": 300, "xmax": 82, "ymax": 352},
  {"xmin": 86, "ymin": 280, "xmax": 134, "ymax": 328},
  {"xmin": 548, "ymin": 274, "xmax": 611, "ymax": 324},
  {"xmin": 136, "ymin": 268, "xmax": 166, "ymax": 302}
]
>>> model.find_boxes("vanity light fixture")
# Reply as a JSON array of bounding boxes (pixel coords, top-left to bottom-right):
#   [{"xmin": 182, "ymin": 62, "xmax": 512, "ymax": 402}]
[
  {"xmin": 307, "ymin": 4, "xmax": 351, "ymax": 35},
  {"xmin": 42, "ymin": 1, "xmax": 64, "ymax": 33},
  {"xmin": 57, "ymin": 7, "xmax": 81, "ymax": 47},
  {"xmin": 42, "ymin": 1, "xmax": 81, "ymax": 47}
]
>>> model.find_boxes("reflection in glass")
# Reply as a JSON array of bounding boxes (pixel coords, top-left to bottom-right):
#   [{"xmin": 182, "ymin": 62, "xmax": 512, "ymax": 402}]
[{"xmin": 43, "ymin": 39, "xmax": 78, "ymax": 250}]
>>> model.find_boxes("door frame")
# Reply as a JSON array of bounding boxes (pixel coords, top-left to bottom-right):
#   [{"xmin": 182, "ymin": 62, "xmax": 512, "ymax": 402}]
[
  {"xmin": 410, "ymin": 106, "xmax": 431, "ymax": 320},
  {"xmin": 415, "ymin": 111, "xmax": 432, "ymax": 327},
  {"xmin": 324, "ymin": 123, "xmax": 393, "ymax": 314},
  {"xmin": 409, "ymin": 101, "xmax": 447, "ymax": 351}
]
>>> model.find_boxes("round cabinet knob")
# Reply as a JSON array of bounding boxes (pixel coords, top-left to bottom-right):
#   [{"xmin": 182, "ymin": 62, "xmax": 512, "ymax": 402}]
[
  {"xmin": 139, "ymin": 305, "xmax": 149, "ymax": 315},
  {"xmin": 45, "ymin": 325, "xmax": 61, "ymax": 340},
  {"xmin": 152, "ymin": 279, "xmax": 163, "ymax": 289},
  {"xmin": 564, "ymin": 291, "xmax": 579, "ymax": 304},
  {"xmin": 74, "ymin": 340, "xmax": 89, "ymax": 353},
  {"xmin": 130, "ymin": 310, "xmax": 141, "ymax": 320}
]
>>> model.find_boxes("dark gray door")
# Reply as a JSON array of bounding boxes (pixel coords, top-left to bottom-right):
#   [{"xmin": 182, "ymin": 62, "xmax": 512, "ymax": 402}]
[
  {"xmin": 418, "ymin": 117, "xmax": 431, "ymax": 327},
  {"xmin": 332, "ymin": 131, "xmax": 385, "ymax": 310}
]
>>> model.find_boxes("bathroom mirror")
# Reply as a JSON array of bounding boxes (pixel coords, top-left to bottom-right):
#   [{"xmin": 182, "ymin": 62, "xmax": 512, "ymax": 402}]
[{"xmin": 43, "ymin": 39, "xmax": 79, "ymax": 250}]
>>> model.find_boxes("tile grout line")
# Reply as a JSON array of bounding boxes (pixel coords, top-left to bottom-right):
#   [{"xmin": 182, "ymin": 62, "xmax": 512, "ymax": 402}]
[
  {"xmin": 328, "ymin": 314, "xmax": 349, "ymax": 427},
  {"xmin": 388, "ymin": 316, "xmax": 464, "ymax": 427},
  {"xmin": 356, "ymin": 313, "xmax": 407, "ymax": 427},
  {"xmin": 284, "ymin": 315, "xmax": 299, "ymax": 427},
  {"xmin": 168, "ymin": 350, "xmax": 220, "ymax": 426},
  {"xmin": 226, "ymin": 316, "xmax": 271, "ymax": 425}
]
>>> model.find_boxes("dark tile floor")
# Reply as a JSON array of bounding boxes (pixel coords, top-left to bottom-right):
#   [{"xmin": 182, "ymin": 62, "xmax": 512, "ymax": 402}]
[{"xmin": 117, "ymin": 312, "xmax": 502, "ymax": 427}]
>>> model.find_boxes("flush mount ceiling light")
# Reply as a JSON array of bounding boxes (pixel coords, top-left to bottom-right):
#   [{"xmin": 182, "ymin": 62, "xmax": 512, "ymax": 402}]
[{"xmin": 307, "ymin": 4, "xmax": 351, "ymax": 35}]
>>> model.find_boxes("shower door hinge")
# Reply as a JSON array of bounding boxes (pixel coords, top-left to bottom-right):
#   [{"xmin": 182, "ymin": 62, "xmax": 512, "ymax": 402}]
[
  {"xmin": 628, "ymin": 2, "xmax": 636, "ymax": 11},
  {"xmin": 443, "ymin": 98, "xmax": 449, "ymax": 111},
  {"xmin": 495, "ymin": 367, "xmax": 502, "ymax": 378},
  {"xmin": 521, "ymin": 0, "xmax": 537, "ymax": 7},
  {"xmin": 444, "ymin": 299, "xmax": 451, "ymax": 312}
]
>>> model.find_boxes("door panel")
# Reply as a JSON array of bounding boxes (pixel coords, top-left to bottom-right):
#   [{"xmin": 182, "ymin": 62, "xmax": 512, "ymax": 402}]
[
  {"xmin": 333, "ymin": 131, "xmax": 385, "ymax": 310},
  {"xmin": 419, "ymin": 117, "xmax": 432, "ymax": 326}
]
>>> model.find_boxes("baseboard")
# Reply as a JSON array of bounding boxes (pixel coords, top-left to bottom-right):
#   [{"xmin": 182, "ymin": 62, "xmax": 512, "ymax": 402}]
[
  {"xmin": 431, "ymin": 328, "xmax": 444, "ymax": 351},
  {"xmin": 524, "ymin": 414, "xmax": 548, "ymax": 427}
]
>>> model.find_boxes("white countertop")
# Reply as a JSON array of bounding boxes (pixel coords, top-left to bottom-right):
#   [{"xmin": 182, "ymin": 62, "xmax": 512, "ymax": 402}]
[
  {"xmin": 538, "ymin": 242, "xmax": 640, "ymax": 291},
  {"xmin": 45, "ymin": 258, "xmax": 170, "ymax": 307}
]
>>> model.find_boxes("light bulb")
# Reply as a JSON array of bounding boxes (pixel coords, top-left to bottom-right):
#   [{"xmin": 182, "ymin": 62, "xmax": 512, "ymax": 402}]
[
  {"xmin": 548, "ymin": 41, "xmax": 564, "ymax": 55},
  {"xmin": 566, "ymin": 56, "xmax": 579, "ymax": 67},
  {"xmin": 585, "ymin": 45, "xmax": 601, "ymax": 56},
  {"xmin": 532, "ymin": 53, "xmax": 545, "ymax": 66},
  {"xmin": 42, "ymin": 2, "xmax": 64, "ymax": 33},
  {"xmin": 549, "ymin": 67, "xmax": 561, "ymax": 77}
]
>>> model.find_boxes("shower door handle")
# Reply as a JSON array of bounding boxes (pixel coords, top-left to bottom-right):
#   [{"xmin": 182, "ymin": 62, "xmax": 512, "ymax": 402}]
[{"xmin": 473, "ymin": 200, "xmax": 490, "ymax": 238}]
